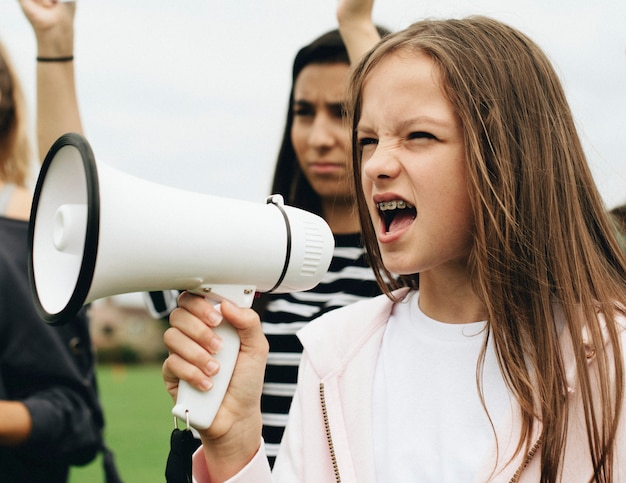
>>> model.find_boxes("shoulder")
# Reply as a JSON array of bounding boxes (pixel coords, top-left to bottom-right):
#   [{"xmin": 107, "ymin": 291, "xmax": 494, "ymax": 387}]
[
  {"xmin": 297, "ymin": 288, "xmax": 411, "ymax": 358},
  {"xmin": 0, "ymin": 217, "xmax": 27, "ymax": 273},
  {"xmin": 0, "ymin": 215, "xmax": 28, "ymax": 242},
  {"xmin": 293, "ymin": 289, "xmax": 412, "ymax": 378},
  {"xmin": 3, "ymin": 186, "xmax": 32, "ymax": 221}
]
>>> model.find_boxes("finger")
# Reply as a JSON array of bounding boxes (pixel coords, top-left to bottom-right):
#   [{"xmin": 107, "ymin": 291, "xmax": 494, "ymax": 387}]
[
  {"xmin": 163, "ymin": 327, "xmax": 221, "ymax": 378},
  {"xmin": 169, "ymin": 306, "xmax": 224, "ymax": 354},
  {"xmin": 177, "ymin": 291, "xmax": 224, "ymax": 327},
  {"xmin": 162, "ymin": 358, "xmax": 181, "ymax": 401},
  {"xmin": 220, "ymin": 300, "xmax": 262, "ymax": 331},
  {"xmin": 220, "ymin": 301, "xmax": 268, "ymax": 354},
  {"xmin": 162, "ymin": 352, "xmax": 213, "ymax": 393}
]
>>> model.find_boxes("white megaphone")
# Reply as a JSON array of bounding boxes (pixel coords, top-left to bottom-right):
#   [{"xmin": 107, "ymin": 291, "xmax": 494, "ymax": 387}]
[{"xmin": 28, "ymin": 133, "xmax": 334, "ymax": 429}]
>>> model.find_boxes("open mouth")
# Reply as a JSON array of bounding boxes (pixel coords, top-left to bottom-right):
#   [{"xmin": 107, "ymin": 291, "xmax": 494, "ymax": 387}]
[{"xmin": 376, "ymin": 200, "xmax": 417, "ymax": 233}]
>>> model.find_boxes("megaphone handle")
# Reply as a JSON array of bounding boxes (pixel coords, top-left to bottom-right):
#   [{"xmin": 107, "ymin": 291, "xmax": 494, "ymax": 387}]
[
  {"xmin": 172, "ymin": 286, "xmax": 255, "ymax": 430},
  {"xmin": 172, "ymin": 311, "xmax": 240, "ymax": 430}
]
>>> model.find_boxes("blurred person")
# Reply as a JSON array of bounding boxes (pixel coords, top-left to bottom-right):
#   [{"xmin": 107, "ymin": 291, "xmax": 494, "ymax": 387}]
[{"xmin": 0, "ymin": 1, "xmax": 120, "ymax": 481}]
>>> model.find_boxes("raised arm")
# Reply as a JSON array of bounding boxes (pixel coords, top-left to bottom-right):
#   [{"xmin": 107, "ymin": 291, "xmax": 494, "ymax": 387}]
[
  {"xmin": 336, "ymin": 0, "xmax": 382, "ymax": 63},
  {"xmin": 19, "ymin": 0, "xmax": 82, "ymax": 162}
]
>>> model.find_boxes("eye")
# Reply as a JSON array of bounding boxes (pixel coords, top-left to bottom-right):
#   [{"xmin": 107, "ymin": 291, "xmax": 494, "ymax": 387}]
[
  {"xmin": 293, "ymin": 101, "xmax": 314, "ymax": 118},
  {"xmin": 293, "ymin": 107, "xmax": 314, "ymax": 117},
  {"xmin": 329, "ymin": 104, "xmax": 345, "ymax": 120},
  {"xmin": 358, "ymin": 137, "xmax": 378, "ymax": 148},
  {"xmin": 408, "ymin": 131, "xmax": 436, "ymax": 140}
]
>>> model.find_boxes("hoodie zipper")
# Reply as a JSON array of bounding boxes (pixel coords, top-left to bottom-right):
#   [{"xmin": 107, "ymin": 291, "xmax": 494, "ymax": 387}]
[
  {"xmin": 320, "ymin": 381, "xmax": 540, "ymax": 483},
  {"xmin": 508, "ymin": 438, "xmax": 542, "ymax": 483},
  {"xmin": 320, "ymin": 383, "xmax": 341, "ymax": 482}
]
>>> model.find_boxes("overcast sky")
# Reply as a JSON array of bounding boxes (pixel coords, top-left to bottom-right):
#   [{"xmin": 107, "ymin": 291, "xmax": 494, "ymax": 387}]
[{"xmin": 1, "ymin": 0, "xmax": 624, "ymax": 210}]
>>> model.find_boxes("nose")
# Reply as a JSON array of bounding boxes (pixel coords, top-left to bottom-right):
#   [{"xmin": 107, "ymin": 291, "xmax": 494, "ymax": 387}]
[
  {"xmin": 308, "ymin": 113, "xmax": 335, "ymax": 150},
  {"xmin": 362, "ymin": 143, "xmax": 401, "ymax": 182}
]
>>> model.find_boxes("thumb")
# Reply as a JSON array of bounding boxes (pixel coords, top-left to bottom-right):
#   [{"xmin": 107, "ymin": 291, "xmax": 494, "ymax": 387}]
[{"xmin": 219, "ymin": 300, "xmax": 266, "ymax": 349}]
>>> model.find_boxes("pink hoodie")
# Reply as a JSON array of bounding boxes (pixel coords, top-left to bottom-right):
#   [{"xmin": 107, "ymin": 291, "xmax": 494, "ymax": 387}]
[{"xmin": 193, "ymin": 290, "xmax": 626, "ymax": 482}]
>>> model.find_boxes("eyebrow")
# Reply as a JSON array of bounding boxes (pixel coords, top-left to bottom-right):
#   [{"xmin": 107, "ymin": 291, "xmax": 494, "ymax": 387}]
[
  {"xmin": 293, "ymin": 99, "xmax": 344, "ymax": 110},
  {"xmin": 357, "ymin": 115, "xmax": 452, "ymax": 133}
]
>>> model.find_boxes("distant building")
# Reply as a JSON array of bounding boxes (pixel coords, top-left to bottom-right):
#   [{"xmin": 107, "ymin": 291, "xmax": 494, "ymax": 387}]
[{"xmin": 88, "ymin": 294, "xmax": 168, "ymax": 363}]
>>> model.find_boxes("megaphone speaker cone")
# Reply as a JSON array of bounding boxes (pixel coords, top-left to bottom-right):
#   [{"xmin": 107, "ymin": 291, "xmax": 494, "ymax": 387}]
[{"xmin": 28, "ymin": 133, "xmax": 99, "ymax": 325}]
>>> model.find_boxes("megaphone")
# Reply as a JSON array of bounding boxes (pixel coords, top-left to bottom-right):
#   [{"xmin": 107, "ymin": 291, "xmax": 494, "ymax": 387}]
[{"xmin": 28, "ymin": 132, "xmax": 334, "ymax": 429}]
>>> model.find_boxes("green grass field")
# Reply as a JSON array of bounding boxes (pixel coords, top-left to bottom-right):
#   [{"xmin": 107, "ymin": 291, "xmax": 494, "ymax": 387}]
[{"xmin": 69, "ymin": 364, "xmax": 176, "ymax": 483}]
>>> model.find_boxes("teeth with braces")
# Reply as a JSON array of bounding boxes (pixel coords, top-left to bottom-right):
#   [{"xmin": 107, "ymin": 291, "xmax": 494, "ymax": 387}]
[{"xmin": 376, "ymin": 200, "xmax": 414, "ymax": 211}]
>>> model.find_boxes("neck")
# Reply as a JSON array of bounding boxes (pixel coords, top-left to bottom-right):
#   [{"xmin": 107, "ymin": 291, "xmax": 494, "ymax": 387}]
[
  {"xmin": 417, "ymin": 267, "xmax": 486, "ymax": 324},
  {"xmin": 321, "ymin": 197, "xmax": 360, "ymax": 234}
]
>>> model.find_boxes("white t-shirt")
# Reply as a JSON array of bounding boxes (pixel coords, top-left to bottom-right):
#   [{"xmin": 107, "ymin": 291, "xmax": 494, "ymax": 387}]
[{"xmin": 372, "ymin": 291, "xmax": 512, "ymax": 482}]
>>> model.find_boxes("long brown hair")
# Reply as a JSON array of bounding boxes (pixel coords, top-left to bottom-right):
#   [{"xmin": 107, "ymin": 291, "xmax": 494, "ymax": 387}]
[
  {"xmin": 348, "ymin": 16, "xmax": 626, "ymax": 481},
  {"xmin": 0, "ymin": 41, "xmax": 32, "ymax": 187}
]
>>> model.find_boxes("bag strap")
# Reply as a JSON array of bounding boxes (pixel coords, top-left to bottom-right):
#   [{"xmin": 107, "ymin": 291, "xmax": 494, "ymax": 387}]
[
  {"xmin": 165, "ymin": 427, "xmax": 201, "ymax": 483},
  {"xmin": 102, "ymin": 443, "xmax": 124, "ymax": 483}
]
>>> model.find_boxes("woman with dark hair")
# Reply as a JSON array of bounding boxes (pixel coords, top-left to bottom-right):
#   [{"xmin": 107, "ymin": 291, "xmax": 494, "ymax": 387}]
[{"xmin": 254, "ymin": 26, "xmax": 387, "ymax": 465}]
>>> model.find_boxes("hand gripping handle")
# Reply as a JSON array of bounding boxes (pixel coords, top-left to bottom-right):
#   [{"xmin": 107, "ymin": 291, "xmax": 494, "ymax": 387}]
[{"xmin": 171, "ymin": 285, "xmax": 255, "ymax": 430}]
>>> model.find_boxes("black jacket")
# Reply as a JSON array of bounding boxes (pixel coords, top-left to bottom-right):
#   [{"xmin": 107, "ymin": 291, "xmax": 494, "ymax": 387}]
[{"xmin": 0, "ymin": 216, "xmax": 105, "ymax": 482}]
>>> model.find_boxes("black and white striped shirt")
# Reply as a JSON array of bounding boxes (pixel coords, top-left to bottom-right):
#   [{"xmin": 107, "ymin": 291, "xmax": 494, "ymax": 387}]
[{"xmin": 259, "ymin": 233, "xmax": 381, "ymax": 465}]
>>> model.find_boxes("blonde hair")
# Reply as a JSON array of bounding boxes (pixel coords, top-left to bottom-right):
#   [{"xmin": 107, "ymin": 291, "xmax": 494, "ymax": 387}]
[
  {"xmin": 0, "ymin": 40, "xmax": 33, "ymax": 187},
  {"xmin": 348, "ymin": 16, "xmax": 626, "ymax": 481}
]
